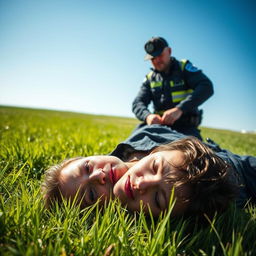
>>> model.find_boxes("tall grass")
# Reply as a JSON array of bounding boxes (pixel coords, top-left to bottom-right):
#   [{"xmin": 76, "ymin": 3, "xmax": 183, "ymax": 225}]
[{"xmin": 0, "ymin": 106, "xmax": 255, "ymax": 255}]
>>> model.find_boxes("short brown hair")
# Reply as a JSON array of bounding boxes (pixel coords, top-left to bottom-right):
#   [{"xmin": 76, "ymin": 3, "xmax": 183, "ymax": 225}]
[
  {"xmin": 41, "ymin": 157, "xmax": 82, "ymax": 208},
  {"xmin": 152, "ymin": 137, "xmax": 238, "ymax": 217}
]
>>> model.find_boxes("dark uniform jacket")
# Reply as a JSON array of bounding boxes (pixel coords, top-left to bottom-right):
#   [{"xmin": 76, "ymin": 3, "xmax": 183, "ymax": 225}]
[
  {"xmin": 111, "ymin": 125, "xmax": 256, "ymax": 207},
  {"xmin": 132, "ymin": 57, "xmax": 214, "ymax": 128}
]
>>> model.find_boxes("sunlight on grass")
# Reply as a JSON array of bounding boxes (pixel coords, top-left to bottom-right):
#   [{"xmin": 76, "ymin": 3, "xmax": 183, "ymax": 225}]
[{"xmin": 0, "ymin": 106, "xmax": 255, "ymax": 255}]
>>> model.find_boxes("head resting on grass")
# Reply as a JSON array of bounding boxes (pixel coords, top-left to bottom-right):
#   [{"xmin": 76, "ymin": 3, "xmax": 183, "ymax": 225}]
[
  {"xmin": 42, "ymin": 137, "xmax": 238, "ymax": 218},
  {"xmin": 41, "ymin": 155, "xmax": 133, "ymax": 209},
  {"xmin": 113, "ymin": 137, "xmax": 238, "ymax": 217}
]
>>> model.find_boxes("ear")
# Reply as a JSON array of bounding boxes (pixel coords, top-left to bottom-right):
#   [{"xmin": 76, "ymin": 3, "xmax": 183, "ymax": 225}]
[{"xmin": 168, "ymin": 47, "xmax": 172, "ymax": 56}]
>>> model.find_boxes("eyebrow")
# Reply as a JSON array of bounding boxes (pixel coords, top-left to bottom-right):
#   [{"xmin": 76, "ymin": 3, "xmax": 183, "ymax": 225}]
[
  {"xmin": 78, "ymin": 161, "xmax": 90, "ymax": 178},
  {"xmin": 78, "ymin": 161, "xmax": 85, "ymax": 173},
  {"xmin": 155, "ymin": 156, "xmax": 168, "ymax": 210},
  {"xmin": 161, "ymin": 159, "xmax": 171, "ymax": 210}
]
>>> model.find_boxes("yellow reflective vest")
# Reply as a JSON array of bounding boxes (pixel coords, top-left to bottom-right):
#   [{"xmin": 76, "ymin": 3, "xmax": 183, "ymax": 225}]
[{"xmin": 132, "ymin": 57, "xmax": 214, "ymax": 127}]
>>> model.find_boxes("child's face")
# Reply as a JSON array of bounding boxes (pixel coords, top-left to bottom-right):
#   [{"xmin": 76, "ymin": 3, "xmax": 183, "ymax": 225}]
[
  {"xmin": 59, "ymin": 156, "xmax": 129, "ymax": 207},
  {"xmin": 113, "ymin": 150, "xmax": 190, "ymax": 217}
]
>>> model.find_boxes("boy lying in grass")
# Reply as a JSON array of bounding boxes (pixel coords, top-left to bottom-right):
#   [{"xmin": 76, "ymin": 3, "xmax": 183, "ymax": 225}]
[{"xmin": 42, "ymin": 125, "xmax": 256, "ymax": 217}]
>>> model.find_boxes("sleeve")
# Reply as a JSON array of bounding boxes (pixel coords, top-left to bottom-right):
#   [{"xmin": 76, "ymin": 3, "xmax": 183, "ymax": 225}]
[
  {"xmin": 176, "ymin": 60, "xmax": 214, "ymax": 113},
  {"xmin": 132, "ymin": 77, "xmax": 153, "ymax": 121}
]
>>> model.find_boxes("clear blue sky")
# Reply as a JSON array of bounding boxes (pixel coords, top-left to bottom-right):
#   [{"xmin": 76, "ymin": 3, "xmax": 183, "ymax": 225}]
[{"xmin": 1, "ymin": 0, "xmax": 255, "ymax": 131}]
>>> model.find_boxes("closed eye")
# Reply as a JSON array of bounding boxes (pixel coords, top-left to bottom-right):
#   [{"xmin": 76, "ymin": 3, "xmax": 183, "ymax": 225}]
[
  {"xmin": 152, "ymin": 156, "xmax": 164, "ymax": 175},
  {"xmin": 152, "ymin": 159, "xmax": 158, "ymax": 174},
  {"xmin": 84, "ymin": 162, "xmax": 91, "ymax": 174}
]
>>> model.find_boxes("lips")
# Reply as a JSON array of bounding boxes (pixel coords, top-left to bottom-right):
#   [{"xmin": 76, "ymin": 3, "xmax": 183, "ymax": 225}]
[
  {"xmin": 109, "ymin": 167, "xmax": 116, "ymax": 185},
  {"xmin": 125, "ymin": 175, "xmax": 134, "ymax": 200}
]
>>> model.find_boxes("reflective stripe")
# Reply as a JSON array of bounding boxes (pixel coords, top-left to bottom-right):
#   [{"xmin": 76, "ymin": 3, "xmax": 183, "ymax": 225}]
[
  {"xmin": 180, "ymin": 59, "xmax": 187, "ymax": 71},
  {"xmin": 172, "ymin": 89, "xmax": 193, "ymax": 103},
  {"xmin": 170, "ymin": 80, "xmax": 185, "ymax": 87},
  {"xmin": 146, "ymin": 71, "xmax": 154, "ymax": 80},
  {"xmin": 150, "ymin": 81, "xmax": 162, "ymax": 88}
]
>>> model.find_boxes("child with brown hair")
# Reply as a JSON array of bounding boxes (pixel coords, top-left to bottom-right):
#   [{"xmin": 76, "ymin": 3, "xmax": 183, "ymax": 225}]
[{"xmin": 42, "ymin": 125, "xmax": 256, "ymax": 217}]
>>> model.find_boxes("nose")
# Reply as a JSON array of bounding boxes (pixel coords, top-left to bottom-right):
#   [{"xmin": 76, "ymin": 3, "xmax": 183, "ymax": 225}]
[
  {"xmin": 133, "ymin": 176, "xmax": 160, "ymax": 194},
  {"xmin": 89, "ymin": 169, "xmax": 106, "ymax": 185},
  {"xmin": 152, "ymin": 55, "xmax": 161, "ymax": 64},
  {"xmin": 152, "ymin": 58, "xmax": 158, "ymax": 65}
]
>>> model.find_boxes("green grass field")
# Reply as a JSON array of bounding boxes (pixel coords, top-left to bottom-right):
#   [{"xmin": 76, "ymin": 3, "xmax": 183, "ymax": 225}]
[{"xmin": 1, "ymin": 106, "xmax": 255, "ymax": 255}]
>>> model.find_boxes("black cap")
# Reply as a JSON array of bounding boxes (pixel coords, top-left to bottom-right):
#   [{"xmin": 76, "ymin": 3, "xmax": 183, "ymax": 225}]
[{"xmin": 144, "ymin": 37, "xmax": 169, "ymax": 60}]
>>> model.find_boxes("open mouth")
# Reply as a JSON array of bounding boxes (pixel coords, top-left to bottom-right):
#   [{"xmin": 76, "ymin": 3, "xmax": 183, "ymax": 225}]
[{"xmin": 125, "ymin": 175, "xmax": 134, "ymax": 199}]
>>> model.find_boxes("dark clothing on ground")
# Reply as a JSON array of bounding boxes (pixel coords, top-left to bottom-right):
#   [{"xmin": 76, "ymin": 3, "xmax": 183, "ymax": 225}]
[
  {"xmin": 134, "ymin": 122, "xmax": 202, "ymax": 140},
  {"xmin": 111, "ymin": 124, "xmax": 256, "ymax": 207}
]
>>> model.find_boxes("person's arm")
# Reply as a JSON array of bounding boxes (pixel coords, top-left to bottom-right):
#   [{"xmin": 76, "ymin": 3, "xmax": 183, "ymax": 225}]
[
  {"xmin": 161, "ymin": 107, "xmax": 183, "ymax": 125},
  {"xmin": 176, "ymin": 60, "xmax": 214, "ymax": 113},
  {"xmin": 132, "ymin": 79, "xmax": 154, "ymax": 122}
]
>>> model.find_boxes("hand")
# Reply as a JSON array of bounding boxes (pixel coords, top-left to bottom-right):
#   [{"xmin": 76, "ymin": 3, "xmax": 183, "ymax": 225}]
[
  {"xmin": 161, "ymin": 107, "xmax": 183, "ymax": 126},
  {"xmin": 146, "ymin": 114, "xmax": 162, "ymax": 125}
]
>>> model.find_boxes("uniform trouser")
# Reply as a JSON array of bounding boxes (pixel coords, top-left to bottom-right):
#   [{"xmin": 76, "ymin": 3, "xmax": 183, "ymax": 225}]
[{"xmin": 134, "ymin": 123, "xmax": 202, "ymax": 140}]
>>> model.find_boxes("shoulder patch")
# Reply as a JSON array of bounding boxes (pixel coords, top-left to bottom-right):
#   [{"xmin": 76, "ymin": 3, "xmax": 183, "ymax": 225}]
[{"xmin": 185, "ymin": 62, "xmax": 199, "ymax": 72}]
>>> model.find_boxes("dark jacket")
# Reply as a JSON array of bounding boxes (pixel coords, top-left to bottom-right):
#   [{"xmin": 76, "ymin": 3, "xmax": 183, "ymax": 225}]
[{"xmin": 132, "ymin": 57, "xmax": 214, "ymax": 127}]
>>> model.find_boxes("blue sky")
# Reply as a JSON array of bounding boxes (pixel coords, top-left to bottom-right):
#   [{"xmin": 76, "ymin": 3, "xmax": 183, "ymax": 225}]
[{"xmin": 1, "ymin": 0, "xmax": 255, "ymax": 131}]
